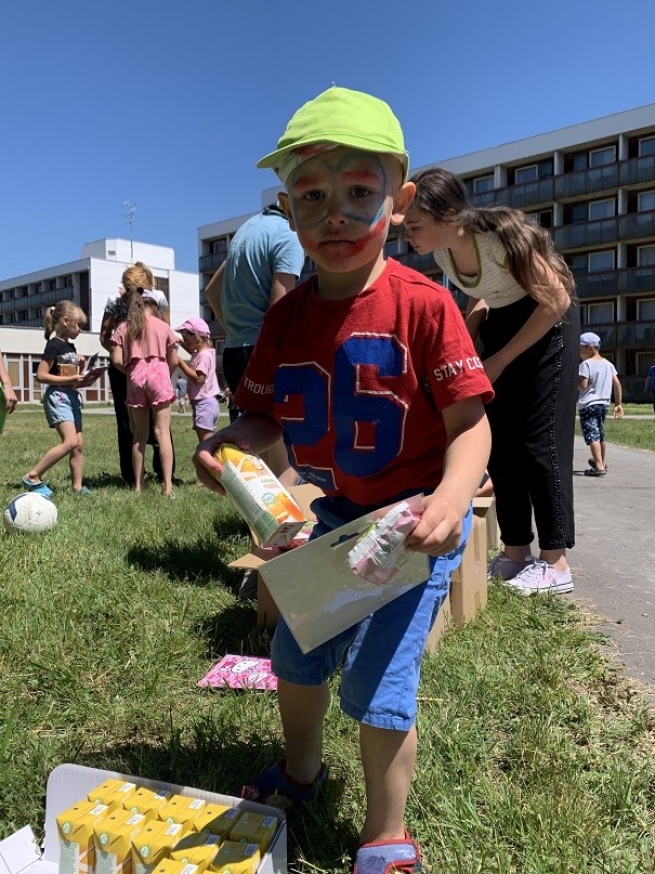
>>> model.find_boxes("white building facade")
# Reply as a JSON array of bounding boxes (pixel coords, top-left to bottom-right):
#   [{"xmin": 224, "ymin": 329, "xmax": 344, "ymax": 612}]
[{"xmin": 0, "ymin": 239, "xmax": 199, "ymax": 403}]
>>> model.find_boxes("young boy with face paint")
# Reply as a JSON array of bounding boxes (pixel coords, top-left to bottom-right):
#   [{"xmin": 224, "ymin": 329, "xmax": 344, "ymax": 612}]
[{"xmin": 194, "ymin": 86, "xmax": 493, "ymax": 872}]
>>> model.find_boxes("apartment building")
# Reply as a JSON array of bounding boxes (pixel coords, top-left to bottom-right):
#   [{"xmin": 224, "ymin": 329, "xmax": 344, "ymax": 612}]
[
  {"xmin": 198, "ymin": 103, "xmax": 655, "ymax": 400},
  {"xmin": 0, "ymin": 239, "xmax": 199, "ymax": 403}
]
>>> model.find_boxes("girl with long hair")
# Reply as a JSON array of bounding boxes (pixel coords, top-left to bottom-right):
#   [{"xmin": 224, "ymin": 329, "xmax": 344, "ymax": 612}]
[
  {"xmin": 23, "ymin": 300, "xmax": 96, "ymax": 495},
  {"xmin": 110, "ymin": 279, "xmax": 178, "ymax": 496},
  {"xmin": 404, "ymin": 167, "xmax": 579, "ymax": 595}
]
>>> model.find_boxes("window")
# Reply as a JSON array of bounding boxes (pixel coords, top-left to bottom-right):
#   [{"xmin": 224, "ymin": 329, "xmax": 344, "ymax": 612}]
[
  {"xmin": 637, "ymin": 298, "xmax": 655, "ymax": 321},
  {"xmin": 637, "ymin": 245, "xmax": 655, "ymax": 266},
  {"xmin": 639, "ymin": 136, "xmax": 655, "ymax": 157},
  {"xmin": 588, "ymin": 198, "xmax": 615, "ymax": 220},
  {"xmin": 48, "ymin": 279, "xmax": 56, "ymax": 291},
  {"xmin": 526, "ymin": 209, "xmax": 553, "ymax": 228},
  {"xmin": 64, "ymin": 276, "xmax": 73, "ymax": 288},
  {"xmin": 589, "ymin": 145, "xmax": 616, "ymax": 167},
  {"xmin": 586, "ymin": 301, "xmax": 615, "ymax": 324},
  {"xmin": 472, "ymin": 174, "xmax": 494, "ymax": 194},
  {"xmin": 638, "ymin": 190, "xmax": 655, "ymax": 212},
  {"xmin": 572, "ymin": 152, "xmax": 588, "ymax": 172},
  {"xmin": 515, "ymin": 164, "xmax": 538, "ymax": 184},
  {"xmin": 588, "ymin": 250, "xmax": 615, "ymax": 272},
  {"xmin": 637, "ymin": 351, "xmax": 655, "ymax": 375},
  {"xmin": 210, "ymin": 238, "xmax": 228, "ymax": 257}
]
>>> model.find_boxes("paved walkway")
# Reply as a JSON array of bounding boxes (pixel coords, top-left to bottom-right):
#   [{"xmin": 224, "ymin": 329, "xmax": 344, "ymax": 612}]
[{"xmin": 569, "ymin": 435, "xmax": 655, "ymax": 696}]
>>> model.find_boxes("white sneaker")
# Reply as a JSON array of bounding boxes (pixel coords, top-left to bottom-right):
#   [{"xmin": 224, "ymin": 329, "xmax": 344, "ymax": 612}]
[
  {"xmin": 487, "ymin": 552, "xmax": 534, "ymax": 581},
  {"xmin": 504, "ymin": 560, "xmax": 573, "ymax": 596}
]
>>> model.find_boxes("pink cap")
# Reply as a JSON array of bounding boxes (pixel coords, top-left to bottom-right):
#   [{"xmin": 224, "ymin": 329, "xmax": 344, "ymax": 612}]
[{"xmin": 175, "ymin": 317, "xmax": 211, "ymax": 337}]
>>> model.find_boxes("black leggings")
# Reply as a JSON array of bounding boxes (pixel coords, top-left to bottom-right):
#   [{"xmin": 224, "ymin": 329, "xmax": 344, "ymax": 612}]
[
  {"xmin": 108, "ymin": 364, "xmax": 176, "ymax": 486},
  {"xmin": 222, "ymin": 345, "xmax": 255, "ymax": 423},
  {"xmin": 480, "ymin": 297, "xmax": 579, "ymax": 551}
]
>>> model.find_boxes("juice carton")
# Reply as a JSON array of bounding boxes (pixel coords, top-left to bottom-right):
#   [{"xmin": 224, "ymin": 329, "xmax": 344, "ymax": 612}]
[
  {"xmin": 151, "ymin": 862, "xmax": 200, "ymax": 874},
  {"xmin": 229, "ymin": 812, "xmax": 278, "ymax": 853},
  {"xmin": 192, "ymin": 807, "xmax": 241, "ymax": 840},
  {"xmin": 170, "ymin": 831, "xmax": 221, "ymax": 870},
  {"xmin": 88, "ymin": 780, "xmax": 139, "ymax": 812},
  {"xmin": 215, "ymin": 444, "xmax": 305, "ymax": 547},
  {"xmin": 131, "ymin": 820, "xmax": 188, "ymax": 874},
  {"xmin": 190, "ymin": 803, "xmax": 232, "ymax": 835},
  {"xmin": 123, "ymin": 787, "xmax": 171, "ymax": 819},
  {"xmin": 56, "ymin": 800, "xmax": 112, "ymax": 874},
  {"xmin": 93, "ymin": 809, "xmax": 148, "ymax": 874},
  {"xmin": 210, "ymin": 842, "xmax": 260, "ymax": 874},
  {"xmin": 158, "ymin": 795, "xmax": 206, "ymax": 828}
]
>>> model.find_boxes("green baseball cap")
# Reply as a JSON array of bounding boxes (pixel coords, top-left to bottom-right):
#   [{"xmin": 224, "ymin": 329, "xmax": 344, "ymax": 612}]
[{"xmin": 257, "ymin": 86, "xmax": 409, "ymax": 182}]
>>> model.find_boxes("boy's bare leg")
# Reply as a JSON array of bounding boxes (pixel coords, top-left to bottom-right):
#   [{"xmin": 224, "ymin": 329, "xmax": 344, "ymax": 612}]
[
  {"xmin": 359, "ymin": 723, "xmax": 416, "ymax": 845},
  {"xmin": 277, "ymin": 679, "xmax": 329, "ymax": 784},
  {"xmin": 589, "ymin": 440, "xmax": 605, "ymax": 471}
]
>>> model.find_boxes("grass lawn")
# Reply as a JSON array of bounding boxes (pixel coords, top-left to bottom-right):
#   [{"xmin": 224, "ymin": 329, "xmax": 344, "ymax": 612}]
[{"xmin": 1, "ymin": 411, "xmax": 654, "ymax": 872}]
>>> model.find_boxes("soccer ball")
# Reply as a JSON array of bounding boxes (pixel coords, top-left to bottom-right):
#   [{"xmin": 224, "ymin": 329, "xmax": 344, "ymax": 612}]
[{"xmin": 3, "ymin": 492, "xmax": 58, "ymax": 534}]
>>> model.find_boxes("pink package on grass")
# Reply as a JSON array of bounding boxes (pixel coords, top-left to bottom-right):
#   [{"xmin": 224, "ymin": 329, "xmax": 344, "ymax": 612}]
[{"xmin": 198, "ymin": 655, "xmax": 277, "ymax": 691}]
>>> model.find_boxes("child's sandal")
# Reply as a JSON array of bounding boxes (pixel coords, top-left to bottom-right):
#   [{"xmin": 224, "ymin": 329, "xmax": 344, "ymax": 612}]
[
  {"xmin": 352, "ymin": 830, "xmax": 421, "ymax": 873},
  {"xmin": 240, "ymin": 757, "xmax": 327, "ymax": 808}
]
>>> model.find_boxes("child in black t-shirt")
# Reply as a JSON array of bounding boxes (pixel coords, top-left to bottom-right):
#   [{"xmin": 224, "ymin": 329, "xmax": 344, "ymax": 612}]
[{"xmin": 23, "ymin": 300, "xmax": 100, "ymax": 496}]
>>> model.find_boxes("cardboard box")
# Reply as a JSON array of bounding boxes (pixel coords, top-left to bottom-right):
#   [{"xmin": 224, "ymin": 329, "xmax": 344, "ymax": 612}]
[
  {"xmin": 229, "ymin": 484, "xmax": 324, "ymax": 629},
  {"xmin": 449, "ymin": 515, "xmax": 487, "ymax": 629},
  {"xmin": 0, "ymin": 763, "xmax": 287, "ymax": 874},
  {"xmin": 472, "ymin": 496, "xmax": 500, "ymax": 551},
  {"xmin": 424, "ymin": 591, "xmax": 451, "ymax": 655}
]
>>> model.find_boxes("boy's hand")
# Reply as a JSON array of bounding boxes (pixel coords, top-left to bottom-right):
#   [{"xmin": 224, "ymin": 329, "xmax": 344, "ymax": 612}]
[
  {"xmin": 405, "ymin": 493, "xmax": 462, "ymax": 556},
  {"xmin": 613, "ymin": 404, "xmax": 624, "ymax": 419},
  {"xmin": 193, "ymin": 430, "xmax": 251, "ymax": 494}
]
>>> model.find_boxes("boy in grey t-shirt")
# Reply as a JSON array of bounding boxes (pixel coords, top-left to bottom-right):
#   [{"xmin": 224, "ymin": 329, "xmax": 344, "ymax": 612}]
[{"xmin": 578, "ymin": 332, "xmax": 623, "ymax": 476}]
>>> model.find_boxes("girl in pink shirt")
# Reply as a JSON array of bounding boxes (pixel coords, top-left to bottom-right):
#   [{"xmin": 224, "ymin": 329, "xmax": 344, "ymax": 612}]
[{"xmin": 111, "ymin": 291, "xmax": 178, "ymax": 496}]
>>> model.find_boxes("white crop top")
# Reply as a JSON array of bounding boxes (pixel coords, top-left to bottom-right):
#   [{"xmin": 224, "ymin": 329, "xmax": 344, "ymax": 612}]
[{"xmin": 433, "ymin": 232, "xmax": 528, "ymax": 309}]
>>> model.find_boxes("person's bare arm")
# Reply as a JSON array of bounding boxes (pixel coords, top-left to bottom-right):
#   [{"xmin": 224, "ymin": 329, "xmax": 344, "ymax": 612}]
[
  {"xmin": 205, "ymin": 262, "xmax": 227, "ymax": 331},
  {"xmin": 612, "ymin": 374, "xmax": 623, "ymax": 417},
  {"xmin": 99, "ymin": 312, "xmax": 117, "ymax": 352},
  {"xmin": 464, "ymin": 297, "xmax": 489, "ymax": 344},
  {"xmin": 0, "ymin": 351, "xmax": 17, "ymax": 412},
  {"xmin": 269, "ymin": 272, "xmax": 298, "ymax": 308}
]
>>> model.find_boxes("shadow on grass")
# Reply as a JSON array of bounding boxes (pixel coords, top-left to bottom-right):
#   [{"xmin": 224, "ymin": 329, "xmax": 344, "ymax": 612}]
[
  {"xmin": 83, "ymin": 472, "xmax": 130, "ymax": 489},
  {"xmin": 194, "ymin": 602, "xmax": 273, "ymax": 658},
  {"xmin": 76, "ymin": 732, "xmax": 358, "ymax": 871},
  {"xmin": 126, "ymin": 522, "xmax": 249, "ymax": 589}
]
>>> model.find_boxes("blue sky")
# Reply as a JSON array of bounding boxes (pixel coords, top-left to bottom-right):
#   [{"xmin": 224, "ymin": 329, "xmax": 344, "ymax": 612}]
[{"xmin": 1, "ymin": 0, "xmax": 654, "ymax": 279}]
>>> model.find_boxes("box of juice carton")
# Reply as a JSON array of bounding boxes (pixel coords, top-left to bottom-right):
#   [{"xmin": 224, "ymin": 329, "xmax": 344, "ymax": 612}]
[{"xmin": 0, "ymin": 763, "xmax": 287, "ymax": 874}]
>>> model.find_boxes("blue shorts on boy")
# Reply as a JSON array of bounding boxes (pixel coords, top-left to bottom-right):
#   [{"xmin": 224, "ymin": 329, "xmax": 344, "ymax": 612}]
[
  {"xmin": 272, "ymin": 495, "xmax": 472, "ymax": 731},
  {"xmin": 43, "ymin": 386, "xmax": 82, "ymax": 430},
  {"xmin": 579, "ymin": 403, "xmax": 608, "ymax": 445}
]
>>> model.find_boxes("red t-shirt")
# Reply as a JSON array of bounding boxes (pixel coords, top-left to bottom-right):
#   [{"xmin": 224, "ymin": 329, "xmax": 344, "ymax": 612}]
[{"xmin": 235, "ymin": 258, "xmax": 493, "ymax": 506}]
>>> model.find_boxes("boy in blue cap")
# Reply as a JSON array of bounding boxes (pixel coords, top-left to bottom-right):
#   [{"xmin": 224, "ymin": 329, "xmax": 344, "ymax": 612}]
[{"xmin": 195, "ymin": 86, "xmax": 493, "ymax": 872}]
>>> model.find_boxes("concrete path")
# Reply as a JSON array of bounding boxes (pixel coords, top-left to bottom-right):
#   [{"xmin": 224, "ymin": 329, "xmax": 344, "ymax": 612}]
[{"xmin": 569, "ymin": 435, "xmax": 655, "ymax": 697}]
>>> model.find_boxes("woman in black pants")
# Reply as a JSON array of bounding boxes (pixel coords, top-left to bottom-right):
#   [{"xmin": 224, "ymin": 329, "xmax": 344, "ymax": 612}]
[
  {"xmin": 404, "ymin": 167, "xmax": 578, "ymax": 595},
  {"xmin": 100, "ymin": 263, "xmax": 176, "ymax": 486}
]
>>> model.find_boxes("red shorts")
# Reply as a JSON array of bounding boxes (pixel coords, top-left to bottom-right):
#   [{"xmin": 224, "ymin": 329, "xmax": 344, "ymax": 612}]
[{"xmin": 127, "ymin": 359, "xmax": 175, "ymax": 407}]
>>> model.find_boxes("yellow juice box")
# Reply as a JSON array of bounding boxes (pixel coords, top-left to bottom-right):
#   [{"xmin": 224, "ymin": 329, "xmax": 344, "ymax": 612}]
[
  {"xmin": 56, "ymin": 800, "xmax": 112, "ymax": 874},
  {"xmin": 88, "ymin": 780, "xmax": 138, "ymax": 812},
  {"xmin": 131, "ymin": 820, "xmax": 188, "ymax": 874},
  {"xmin": 123, "ymin": 787, "xmax": 172, "ymax": 818},
  {"xmin": 158, "ymin": 795, "xmax": 206, "ymax": 828},
  {"xmin": 193, "ymin": 807, "xmax": 241, "ymax": 841},
  {"xmin": 229, "ymin": 812, "xmax": 278, "ymax": 853},
  {"xmin": 151, "ymin": 862, "xmax": 199, "ymax": 874},
  {"xmin": 94, "ymin": 810, "xmax": 148, "ymax": 874},
  {"xmin": 210, "ymin": 842, "xmax": 260, "ymax": 874},
  {"xmin": 190, "ymin": 803, "xmax": 232, "ymax": 835},
  {"xmin": 216, "ymin": 444, "xmax": 305, "ymax": 547},
  {"xmin": 170, "ymin": 831, "xmax": 221, "ymax": 870}
]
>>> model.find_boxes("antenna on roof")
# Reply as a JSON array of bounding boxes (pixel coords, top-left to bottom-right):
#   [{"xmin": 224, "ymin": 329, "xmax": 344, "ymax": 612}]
[{"xmin": 123, "ymin": 200, "xmax": 138, "ymax": 261}]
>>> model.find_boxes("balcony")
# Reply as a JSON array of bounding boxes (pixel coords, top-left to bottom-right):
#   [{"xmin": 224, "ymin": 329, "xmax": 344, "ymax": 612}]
[
  {"xmin": 618, "ymin": 265, "xmax": 655, "ymax": 295},
  {"xmin": 198, "ymin": 252, "xmax": 227, "ymax": 273},
  {"xmin": 554, "ymin": 164, "xmax": 619, "ymax": 200},
  {"xmin": 619, "ymin": 153, "xmax": 655, "ymax": 187},
  {"xmin": 553, "ymin": 216, "xmax": 618, "ymax": 250},
  {"xmin": 617, "ymin": 209, "xmax": 655, "ymax": 241},
  {"xmin": 617, "ymin": 319, "xmax": 655, "ymax": 348},
  {"xmin": 395, "ymin": 250, "xmax": 441, "ymax": 274},
  {"xmin": 573, "ymin": 270, "xmax": 618, "ymax": 299}
]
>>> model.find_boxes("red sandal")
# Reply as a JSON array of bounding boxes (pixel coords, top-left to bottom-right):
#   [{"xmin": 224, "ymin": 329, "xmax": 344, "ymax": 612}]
[{"xmin": 353, "ymin": 830, "xmax": 421, "ymax": 873}]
